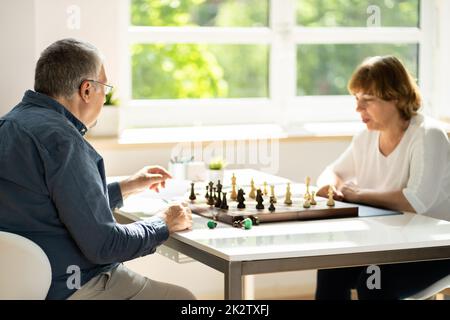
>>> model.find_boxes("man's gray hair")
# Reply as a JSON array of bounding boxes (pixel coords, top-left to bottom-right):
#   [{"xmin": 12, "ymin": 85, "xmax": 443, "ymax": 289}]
[{"xmin": 34, "ymin": 38, "xmax": 103, "ymax": 99}]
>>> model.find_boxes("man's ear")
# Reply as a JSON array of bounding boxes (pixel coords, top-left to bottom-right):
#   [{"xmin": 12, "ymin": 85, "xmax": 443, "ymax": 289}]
[{"xmin": 79, "ymin": 81, "xmax": 93, "ymax": 103}]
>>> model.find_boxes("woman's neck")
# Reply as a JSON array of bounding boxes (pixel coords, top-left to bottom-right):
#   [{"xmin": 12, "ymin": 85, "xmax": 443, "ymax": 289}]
[{"xmin": 379, "ymin": 118, "xmax": 410, "ymax": 155}]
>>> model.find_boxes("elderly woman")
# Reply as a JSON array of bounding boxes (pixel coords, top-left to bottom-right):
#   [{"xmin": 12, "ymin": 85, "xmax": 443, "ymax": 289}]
[{"xmin": 315, "ymin": 55, "xmax": 450, "ymax": 300}]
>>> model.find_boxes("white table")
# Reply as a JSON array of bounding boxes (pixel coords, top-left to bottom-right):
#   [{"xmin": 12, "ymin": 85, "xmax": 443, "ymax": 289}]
[{"xmin": 114, "ymin": 171, "xmax": 450, "ymax": 299}]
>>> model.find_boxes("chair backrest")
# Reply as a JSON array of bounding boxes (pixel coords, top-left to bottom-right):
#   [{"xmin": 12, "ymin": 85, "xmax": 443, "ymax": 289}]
[
  {"xmin": 0, "ymin": 231, "xmax": 52, "ymax": 300},
  {"xmin": 405, "ymin": 274, "xmax": 450, "ymax": 300}
]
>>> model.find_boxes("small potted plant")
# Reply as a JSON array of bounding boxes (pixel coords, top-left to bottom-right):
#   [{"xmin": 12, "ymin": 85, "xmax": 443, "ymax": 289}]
[
  {"xmin": 88, "ymin": 89, "xmax": 120, "ymax": 137},
  {"xmin": 207, "ymin": 158, "xmax": 227, "ymax": 184}
]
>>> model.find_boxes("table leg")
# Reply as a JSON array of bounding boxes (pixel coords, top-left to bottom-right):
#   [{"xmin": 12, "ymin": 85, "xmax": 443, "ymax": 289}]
[{"xmin": 225, "ymin": 261, "xmax": 242, "ymax": 300}]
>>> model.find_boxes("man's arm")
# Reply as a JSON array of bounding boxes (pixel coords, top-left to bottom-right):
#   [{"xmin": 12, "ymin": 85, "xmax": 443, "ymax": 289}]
[
  {"xmin": 107, "ymin": 182, "xmax": 123, "ymax": 209},
  {"xmin": 43, "ymin": 137, "xmax": 171, "ymax": 264}
]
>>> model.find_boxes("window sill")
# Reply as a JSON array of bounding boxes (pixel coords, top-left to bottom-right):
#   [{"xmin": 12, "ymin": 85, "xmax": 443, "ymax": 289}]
[
  {"xmin": 86, "ymin": 121, "xmax": 450, "ymax": 150},
  {"xmin": 86, "ymin": 122, "xmax": 365, "ymax": 150}
]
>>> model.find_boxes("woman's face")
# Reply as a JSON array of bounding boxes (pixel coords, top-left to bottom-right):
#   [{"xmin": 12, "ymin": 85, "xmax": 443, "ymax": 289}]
[{"xmin": 354, "ymin": 92, "xmax": 399, "ymax": 131}]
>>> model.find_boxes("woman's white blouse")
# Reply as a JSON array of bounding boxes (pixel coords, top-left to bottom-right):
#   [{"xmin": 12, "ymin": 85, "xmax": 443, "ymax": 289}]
[{"xmin": 329, "ymin": 114, "xmax": 450, "ymax": 221}]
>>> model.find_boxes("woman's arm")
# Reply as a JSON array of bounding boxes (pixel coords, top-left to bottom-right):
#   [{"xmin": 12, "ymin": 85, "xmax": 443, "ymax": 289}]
[
  {"xmin": 340, "ymin": 182, "xmax": 416, "ymax": 213},
  {"xmin": 316, "ymin": 167, "xmax": 345, "ymax": 199}
]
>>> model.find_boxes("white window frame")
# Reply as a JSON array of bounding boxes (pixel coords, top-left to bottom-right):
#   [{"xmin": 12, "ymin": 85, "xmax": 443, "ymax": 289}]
[{"xmin": 119, "ymin": 0, "xmax": 436, "ymax": 130}]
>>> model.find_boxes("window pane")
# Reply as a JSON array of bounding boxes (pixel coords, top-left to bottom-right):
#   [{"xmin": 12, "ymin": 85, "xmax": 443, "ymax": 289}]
[
  {"xmin": 297, "ymin": 0, "xmax": 419, "ymax": 27},
  {"xmin": 132, "ymin": 44, "xmax": 269, "ymax": 99},
  {"xmin": 131, "ymin": 0, "xmax": 268, "ymax": 27},
  {"xmin": 297, "ymin": 44, "xmax": 418, "ymax": 96}
]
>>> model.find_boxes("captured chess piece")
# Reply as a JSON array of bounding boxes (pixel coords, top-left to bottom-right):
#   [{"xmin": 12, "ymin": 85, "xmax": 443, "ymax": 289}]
[
  {"xmin": 230, "ymin": 173, "xmax": 237, "ymax": 201},
  {"xmin": 304, "ymin": 176, "xmax": 311, "ymax": 200},
  {"xmin": 233, "ymin": 218, "xmax": 252, "ymax": 230},
  {"xmin": 327, "ymin": 185, "xmax": 335, "ymax": 207},
  {"xmin": 207, "ymin": 220, "xmax": 217, "ymax": 229},
  {"xmin": 220, "ymin": 192, "xmax": 229, "ymax": 210},
  {"xmin": 270, "ymin": 185, "xmax": 277, "ymax": 203},
  {"xmin": 310, "ymin": 191, "xmax": 317, "ymax": 205},
  {"xmin": 237, "ymin": 188, "xmax": 246, "ymax": 209},
  {"xmin": 284, "ymin": 183, "xmax": 293, "ymax": 205},
  {"xmin": 263, "ymin": 181, "xmax": 268, "ymax": 196},
  {"xmin": 256, "ymin": 189, "xmax": 264, "ymax": 210},
  {"xmin": 189, "ymin": 182, "xmax": 196, "ymax": 201},
  {"xmin": 249, "ymin": 178, "xmax": 256, "ymax": 199},
  {"xmin": 268, "ymin": 196, "xmax": 276, "ymax": 212}
]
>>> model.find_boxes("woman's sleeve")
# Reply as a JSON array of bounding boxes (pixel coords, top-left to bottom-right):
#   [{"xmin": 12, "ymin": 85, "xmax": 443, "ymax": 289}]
[
  {"xmin": 403, "ymin": 128, "xmax": 450, "ymax": 214},
  {"xmin": 328, "ymin": 139, "xmax": 357, "ymax": 182}
]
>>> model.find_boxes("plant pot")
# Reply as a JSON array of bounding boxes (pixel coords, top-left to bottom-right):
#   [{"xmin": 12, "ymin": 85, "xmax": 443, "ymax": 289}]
[
  {"xmin": 88, "ymin": 106, "xmax": 119, "ymax": 137},
  {"xmin": 208, "ymin": 169, "xmax": 224, "ymax": 185}
]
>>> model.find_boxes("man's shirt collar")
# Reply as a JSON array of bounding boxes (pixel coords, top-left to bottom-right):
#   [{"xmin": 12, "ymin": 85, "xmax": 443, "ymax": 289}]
[{"xmin": 22, "ymin": 90, "xmax": 88, "ymax": 136}]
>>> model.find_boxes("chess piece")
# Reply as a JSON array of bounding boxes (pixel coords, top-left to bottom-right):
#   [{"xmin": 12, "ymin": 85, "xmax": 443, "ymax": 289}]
[
  {"xmin": 270, "ymin": 185, "xmax": 277, "ymax": 203},
  {"xmin": 216, "ymin": 180, "xmax": 223, "ymax": 194},
  {"xmin": 263, "ymin": 182, "xmax": 268, "ymax": 196},
  {"xmin": 233, "ymin": 218, "xmax": 252, "ymax": 230},
  {"xmin": 189, "ymin": 182, "xmax": 196, "ymax": 201},
  {"xmin": 284, "ymin": 183, "xmax": 293, "ymax": 205},
  {"xmin": 310, "ymin": 191, "xmax": 317, "ymax": 205},
  {"xmin": 237, "ymin": 188, "xmax": 246, "ymax": 209},
  {"xmin": 303, "ymin": 198, "xmax": 311, "ymax": 208},
  {"xmin": 220, "ymin": 192, "xmax": 229, "ymax": 210},
  {"xmin": 230, "ymin": 173, "xmax": 237, "ymax": 201},
  {"xmin": 213, "ymin": 187, "xmax": 217, "ymax": 200},
  {"xmin": 215, "ymin": 187, "xmax": 222, "ymax": 208},
  {"xmin": 268, "ymin": 196, "xmax": 276, "ymax": 212},
  {"xmin": 327, "ymin": 185, "xmax": 335, "ymax": 207},
  {"xmin": 207, "ymin": 220, "xmax": 217, "ymax": 229},
  {"xmin": 207, "ymin": 182, "xmax": 215, "ymax": 206},
  {"xmin": 249, "ymin": 179, "xmax": 256, "ymax": 199},
  {"xmin": 205, "ymin": 185, "xmax": 210, "ymax": 200},
  {"xmin": 256, "ymin": 189, "xmax": 264, "ymax": 210},
  {"xmin": 304, "ymin": 176, "xmax": 311, "ymax": 201},
  {"xmin": 249, "ymin": 216, "xmax": 260, "ymax": 226}
]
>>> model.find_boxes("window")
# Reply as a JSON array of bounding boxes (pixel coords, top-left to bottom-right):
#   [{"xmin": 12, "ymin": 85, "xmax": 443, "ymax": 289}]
[{"xmin": 120, "ymin": 0, "xmax": 433, "ymax": 129}]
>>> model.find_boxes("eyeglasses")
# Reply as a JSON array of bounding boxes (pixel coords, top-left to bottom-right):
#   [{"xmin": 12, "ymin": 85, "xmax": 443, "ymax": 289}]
[{"xmin": 82, "ymin": 79, "xmax": 114, "ymax": 95}]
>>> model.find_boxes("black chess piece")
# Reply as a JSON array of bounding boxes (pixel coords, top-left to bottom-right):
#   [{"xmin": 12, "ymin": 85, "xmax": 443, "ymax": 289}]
[
  {"xmin": 268, "ymin": 196, "xmax": 276, "ymax": 212},
  {"xmin": 215, "ymin": 188, "xmax": 222, "ymax": 208},
  {"xmin": 256, "ymin": 189, "xmax": 264, "ymax": 210},
  {"xmin": 216, "ymin": 180, "xmax": 222, "ymax": 194},
  {"xmin": 237, "ymin": 188, "xmax": 246, "ymax": 209},
  {"xmin": 213, "ymin": 187, "xmax": 217, "ymax": 200},
  {"xmin": 207, "ymin": 182, "xmax": 215, "ymax": 206},
  {"xmin": 189, "ymin": 182, "xmax": 196, "ymax": 201},
  {"xmin": 205, "ymin": 186, "xmax": 210, "ymax": 200},
  {"xmin": 220, "ymin": 192, "xmax": 229, "ymax": 210}
]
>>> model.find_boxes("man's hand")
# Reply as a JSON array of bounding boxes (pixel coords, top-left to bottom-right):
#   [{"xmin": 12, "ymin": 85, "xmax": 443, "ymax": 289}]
[
  {"xmin": 316, "ymin": 184, "xmax": 344, "ymax": 201},
  {"xmin": 119, "ymin": 165, "xmax": 172, "ymax": 198},
  {"xmin": 157, "ymin": 202, "xmax": 193, "ymax": 234}
]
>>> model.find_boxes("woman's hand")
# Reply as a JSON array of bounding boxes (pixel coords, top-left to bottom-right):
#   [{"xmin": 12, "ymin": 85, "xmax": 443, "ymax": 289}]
[
  {"xmin": 339, "ymin": 182, "xmax": 362, "ymax": 203},
  {"xmin": 316, "ymin": 184, "xmax": 344, "ymax": 201}
]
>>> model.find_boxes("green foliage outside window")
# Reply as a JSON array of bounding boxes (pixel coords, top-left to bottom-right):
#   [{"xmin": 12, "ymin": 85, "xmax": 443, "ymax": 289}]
[{"xmin": 131, "ymin": 0, "xmax": 419, "ymax": 99}]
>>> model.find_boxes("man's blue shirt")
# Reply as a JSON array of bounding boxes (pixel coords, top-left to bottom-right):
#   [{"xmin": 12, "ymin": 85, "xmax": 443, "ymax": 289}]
[{"xmin": 0, "ymin": 90, "xmax": 169, "ymax": 299}]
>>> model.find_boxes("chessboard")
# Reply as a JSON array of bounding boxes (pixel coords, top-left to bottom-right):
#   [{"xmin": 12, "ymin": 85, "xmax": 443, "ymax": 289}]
[
  {"xmin": 189, "ymin": 197, "xmax": 358, "ymax": 226},
  {"xmin": 187, "ymin": 174, "xmax": 359, "ymax": 227}
]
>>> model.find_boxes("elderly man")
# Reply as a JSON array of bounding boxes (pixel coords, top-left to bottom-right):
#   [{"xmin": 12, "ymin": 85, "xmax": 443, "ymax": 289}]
[{"xmin": 0, "ymin": 39, "xmax": 195, "ymax": 300}]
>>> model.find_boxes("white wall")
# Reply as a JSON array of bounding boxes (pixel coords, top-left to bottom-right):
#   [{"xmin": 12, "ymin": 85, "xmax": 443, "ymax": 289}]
[
  {"xmin": 0, "ymin": 0, "xmax": 122, "ymax": 116},
  {"xmin": 0, "ymin": 0, "xmax": 36, "ymax": 116}
]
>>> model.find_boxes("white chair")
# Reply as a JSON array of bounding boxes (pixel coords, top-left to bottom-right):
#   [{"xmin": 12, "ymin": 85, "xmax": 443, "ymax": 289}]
[
  {"xmin": 406, "ymin": 274, "xmax": 450, "ymax": 300},
  {"xmin": 0, "ymin": 231, "xmax": 52, "ymax": 300}
]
